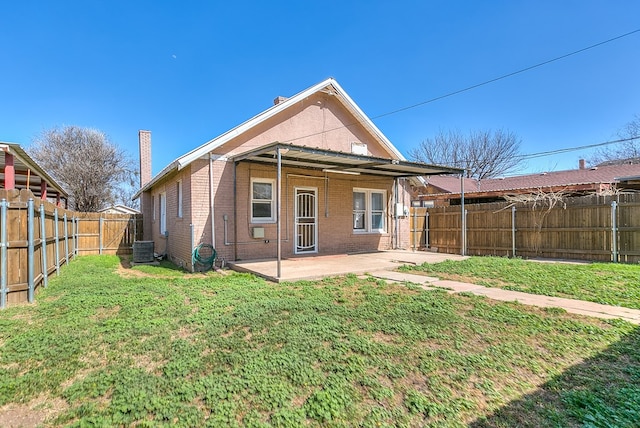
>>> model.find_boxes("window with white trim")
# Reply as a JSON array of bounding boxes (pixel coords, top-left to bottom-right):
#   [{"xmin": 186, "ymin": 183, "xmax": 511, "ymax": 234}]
[
  {"xmin": 251, "ymin": 178, "xmax": 275, "ymax": 223},
  {"xmin": 177, "ymin": 180, "xmax": 183, "ymax": 218},
  {"xmin": 353, "ymin": 188, "xmax": 386, "ymax": 232},
  {"xmin": 159, "ymin": 192, "xmax": 167, "ymax": 235}
]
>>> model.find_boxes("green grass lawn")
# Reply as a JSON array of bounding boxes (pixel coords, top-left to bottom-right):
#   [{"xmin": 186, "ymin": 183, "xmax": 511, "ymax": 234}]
[
  {"xmin": 0, "ymin": 255, "xmax": 639, "ymax": 427},
  {"xmin": 401, "ymin": 256, "xmax": 640, "ymax": 309}
]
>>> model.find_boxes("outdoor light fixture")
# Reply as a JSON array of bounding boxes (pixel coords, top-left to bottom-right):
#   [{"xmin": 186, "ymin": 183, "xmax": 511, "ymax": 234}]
[{"xmin": 322, "ymin": 169, "xmax": 361, "ymax": 176}]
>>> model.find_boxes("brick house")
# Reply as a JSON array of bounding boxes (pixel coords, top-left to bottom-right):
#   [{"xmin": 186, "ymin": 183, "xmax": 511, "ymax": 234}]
[{"xmin": 134, "ymin": 78, "xmax": 460, "ymax": 274}]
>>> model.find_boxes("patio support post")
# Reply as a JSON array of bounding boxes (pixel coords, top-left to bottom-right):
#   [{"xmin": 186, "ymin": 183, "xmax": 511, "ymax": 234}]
[
  {"xmin": 276, "ymin": 147, "xmax": 282, "ymax": 279},
  {"xmin": 611, "ymin": 200, "xmax": 618, "ymax": 263},
  {"xmin": 511, "ymin": 205, "xmax": 516, "ymax": 258},
  {"xmin": 460, "ymin": 173, "xmax": 466, "ymax": 256},
  {"xmin": 1, "ymin": 199, "xmax": 8, "ymax": 309},
  {"xmin": 394, "ymin": 178, "xmax": 399, "ymax": 249},
  {"xmin": 233, "ymin": 161, "xmax": 238, "ymax": 261},
  {"xmin": 4, "ymin": 153, "xmax": 15, "ymax": 190}
]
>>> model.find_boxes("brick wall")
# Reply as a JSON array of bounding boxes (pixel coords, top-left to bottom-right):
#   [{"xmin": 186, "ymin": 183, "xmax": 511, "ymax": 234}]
[
  {"xmin": 213, "ymin": 162, "xmax": 412, "ymax": 261},
  {"xmin": 144, "ymin": 165, "xmax": 195, "ymax": 270}
]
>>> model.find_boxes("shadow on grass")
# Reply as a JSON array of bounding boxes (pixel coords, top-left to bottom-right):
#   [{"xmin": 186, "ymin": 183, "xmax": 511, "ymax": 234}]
[
  {"xmin": 470, "ymin": 325, "xmax": 640, "ymax": 427},
  {"xmin": 118, "ymin": 255, "xmax": 187, "ymax": 274}
]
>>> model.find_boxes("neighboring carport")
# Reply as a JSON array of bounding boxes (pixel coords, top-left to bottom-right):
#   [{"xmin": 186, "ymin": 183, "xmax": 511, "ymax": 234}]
[
  {"xmin": 1, "ymin": 142, "xmax": 69, "ymax": 207},
  {"xmin": 231, "ymin": 142, "xmax": 464, "ymax": 279}
]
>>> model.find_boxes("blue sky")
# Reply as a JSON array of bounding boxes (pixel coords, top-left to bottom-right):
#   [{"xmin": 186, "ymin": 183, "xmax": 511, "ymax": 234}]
[{"xmin": 1, "ymin": 1, "xmax": 639, "ymax": 177}]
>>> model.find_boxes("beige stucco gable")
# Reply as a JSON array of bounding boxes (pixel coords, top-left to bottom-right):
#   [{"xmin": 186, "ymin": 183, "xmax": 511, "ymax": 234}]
[{"xmin": 211, "ymin": 91, "xmax": 396, "ymax": 159}]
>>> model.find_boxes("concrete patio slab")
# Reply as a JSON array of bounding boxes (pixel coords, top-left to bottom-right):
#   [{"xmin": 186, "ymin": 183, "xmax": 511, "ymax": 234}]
[{"xmin": 227, "ymin": 250, "xmax": 467, "ymax": 283}]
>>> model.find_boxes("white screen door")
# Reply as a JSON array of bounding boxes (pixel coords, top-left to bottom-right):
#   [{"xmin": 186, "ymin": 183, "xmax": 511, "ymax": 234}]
[{"xmin": 295, "ymin": 188, "xmax": 317, "ymax": 254}]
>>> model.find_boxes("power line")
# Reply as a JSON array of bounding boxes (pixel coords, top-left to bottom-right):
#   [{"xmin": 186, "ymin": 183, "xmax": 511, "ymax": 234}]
[
  {"xmin": 280, "ymin": 28, "xmax": 640, "ymax": 146},
  {"xmin": 282, "ymin": 28, "xmax": 640, "ymax": 144},
  {"xmin": 372, "ymin": 28, "xmax": 640, "ymax": 120},
  {"xmin": 520, "ymin": 136, "xmax": 640, "ymax": 160},
  {"xmin": 428, "ymin": 135, "xmax": 640, "ymax": 170}
]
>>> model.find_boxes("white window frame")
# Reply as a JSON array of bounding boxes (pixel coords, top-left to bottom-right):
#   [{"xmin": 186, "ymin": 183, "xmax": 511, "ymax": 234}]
[
  {"xmin": 159, "ymin": 192, "xmax": 167, "ymax": 235},
  {"xmin": 177, "ymin": 180, "xmax": 183, "ymax": 218},
  {"xmin": 251, "ymin": 178, "xmax": 275, "ymax": 223},
  {"xmin": 353, "ymin": 188, "xmax": 386, "ymax": 233}
]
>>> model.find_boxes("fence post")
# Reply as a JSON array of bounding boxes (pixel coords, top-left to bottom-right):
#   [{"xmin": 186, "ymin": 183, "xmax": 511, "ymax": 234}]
[
  {"xmin": 611, "ymin": 201, "xmax": 618, "ymax": 263},
  {"xmin": 27, "ymin": 199, "xmax": 35, "ymax": 303},
  {"xmin": 511, "ymin": 205, "xmax": 517, "ymax": 258},
  {"xmin": 73, "ymin": 217, "xmax": 78, "ymax": 259},
  {"xmin": 99, "ymin": 217, "xmax": 104, "ymax": 255},
  {"xmin": 462, "ymin": 209, "xmax": 468, "ymax": 256},
  {"xmin": 424, "ymin": 212, "xmax": 429, "ymax": 248},
  {"xmin": 40, "ymin": 204, "xmax": 48, "ymax": 288},
  {"xmin": 63, "ymin": 213, "xmax": 69, "ymax": 266},
  {"xmin": 1, "ymin": 199, "xmax": 7, "ymax": 309},
  {"xmin": 54, "ymin": 208, "xmax": 60, "ymax": 275}
]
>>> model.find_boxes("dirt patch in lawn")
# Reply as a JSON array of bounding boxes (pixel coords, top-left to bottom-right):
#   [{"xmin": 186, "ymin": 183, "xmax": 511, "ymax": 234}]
[{"xmin": 0, "ymin": 394, "xmax": 68, "ymax": 428}]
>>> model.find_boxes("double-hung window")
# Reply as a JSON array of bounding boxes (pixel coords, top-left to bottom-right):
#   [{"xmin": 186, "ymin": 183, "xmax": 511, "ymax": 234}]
[
  {"xmin": 251, "ymin": 178, "xmax": 275, "ymax": 223},
  {"xmin": 353, "ymin": 188, "xmax": 386, "ymax": 233}
]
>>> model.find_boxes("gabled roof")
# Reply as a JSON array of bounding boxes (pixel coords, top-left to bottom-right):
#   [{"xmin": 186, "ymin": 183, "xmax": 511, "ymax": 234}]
[
  {"xmin": 135, "ymin": 78, "xmax": 413, "ymax": 197},
  {"xmin": 424, "ymin": 163, "xmax": 640, "ymax": 196},
  {"xmin": 1, "ymin": 142, "xmax": 69, "ymax": 199}
]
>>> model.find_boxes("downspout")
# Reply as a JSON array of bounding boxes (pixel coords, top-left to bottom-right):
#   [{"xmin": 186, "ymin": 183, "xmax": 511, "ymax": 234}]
[{"xmin": 209, "ymin": 154, "xmax": 216, "ymax": 251}]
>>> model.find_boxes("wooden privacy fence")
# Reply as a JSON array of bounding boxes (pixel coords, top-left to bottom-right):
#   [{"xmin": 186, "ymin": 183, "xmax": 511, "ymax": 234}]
[
  {"xmin": 410, "ymin": 193, "xmax": 640, "ymax": 263},
  {"xmin": 0, "ymin": 189, "xmax": 142, "ymax": 308}
]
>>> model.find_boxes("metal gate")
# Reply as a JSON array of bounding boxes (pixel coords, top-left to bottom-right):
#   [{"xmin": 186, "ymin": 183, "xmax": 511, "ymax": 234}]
[{"xmin": 294, "ymin": 188, "xmax": 317, "ymax": 254}]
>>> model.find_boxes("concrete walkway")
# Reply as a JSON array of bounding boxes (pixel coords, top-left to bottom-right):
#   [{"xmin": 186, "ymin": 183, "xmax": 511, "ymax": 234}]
[{"xmin": 369, "ymin": 271, "xmax": 640, "ymax": 325}]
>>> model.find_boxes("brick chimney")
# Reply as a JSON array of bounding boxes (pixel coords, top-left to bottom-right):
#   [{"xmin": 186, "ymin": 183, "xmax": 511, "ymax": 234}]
[
  {"xmin": 579, "ymin": 159, "xmax": 586, "ymax": 170},
  {"xmin": 139, "ymin": 130, "xmax": 152, "ymax": 187}
]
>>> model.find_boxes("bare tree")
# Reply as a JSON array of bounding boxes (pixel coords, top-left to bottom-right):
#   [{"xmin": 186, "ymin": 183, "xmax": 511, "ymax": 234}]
[
  {"xmin": 409, "ymin": 129, "xmax": 523, "ymax": 179},
  {"xmin": 29, "ymin": 126, "xmax": 137, "ymax": 212},
  {"xmin": 589, "ymin": 114, "xmax": 640, "ymax": 166},
  {"xmin": 502, "ymin": 188, "xmax": 567, "ymax": 255}
]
